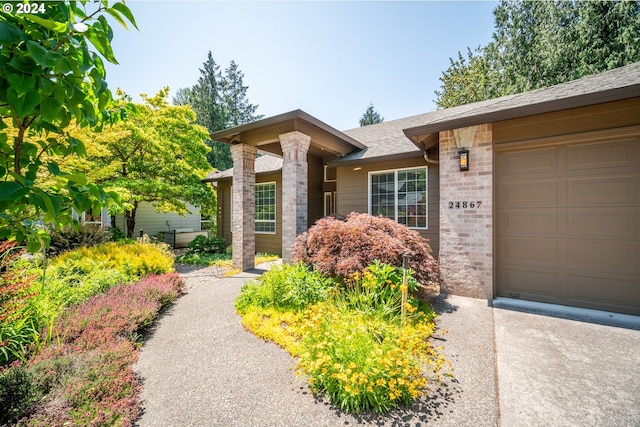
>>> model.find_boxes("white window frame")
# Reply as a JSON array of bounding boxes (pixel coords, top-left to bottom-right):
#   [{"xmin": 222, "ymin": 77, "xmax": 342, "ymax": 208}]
[
  {"xmin": 324, "ymin": 191, "xmax": 337, "ymax": 217},
  {"xmin": 255, "ymin": 181, "xmax": 276, "ymax": 234},
  {"xmin": 324, "ymin": 165, "xmax": 337, "ymax": 182},
  {"xmin": 368, "ymin": 166, "xmax": 428, "ymax": 230}
]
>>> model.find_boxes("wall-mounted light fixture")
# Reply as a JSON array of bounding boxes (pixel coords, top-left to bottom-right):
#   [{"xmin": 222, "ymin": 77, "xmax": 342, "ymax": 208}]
[
  {"xmin": 458, "ymin": 149, "xmax": 469, "ymax": 171},
  {"xmin": 453, "ymin": 126, "xmax": 475, "ymax": 172}
]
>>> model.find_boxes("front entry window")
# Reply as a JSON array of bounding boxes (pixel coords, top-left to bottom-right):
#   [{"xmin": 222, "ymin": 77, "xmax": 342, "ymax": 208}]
[
  {"xmin": 369, "ymin": 167, "xmax": 427, "ymax": 229},
  {"xmin": 255, "ymin": 182, "xmax": 276, "ymax": 233}
]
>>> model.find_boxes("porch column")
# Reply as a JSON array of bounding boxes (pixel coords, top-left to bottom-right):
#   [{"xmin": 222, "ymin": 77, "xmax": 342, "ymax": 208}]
[
  {"xmin": 231, "ymin": 143, "xmax": 257, "ymax": 271},
  {"xmin": 279, "ymin": 131, "xmax": 311, "ymax": 262}
]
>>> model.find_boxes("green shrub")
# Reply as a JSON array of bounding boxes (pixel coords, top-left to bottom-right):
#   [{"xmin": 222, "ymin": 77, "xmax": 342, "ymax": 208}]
[
  {"xmin": 0, "ymin": 364, "xmax": 38, "ymax": 425},
  {"xmin": 291, "ymin": 212, "xmax": 440, "ymax": 287},
  {"xmin": 109, "ymin": 226, "xmax": 127, "ymax": 242},
  {"xmin": 235, "ymin": 263, "xmax": 335, "ymax": 313},
  {"xmin": 187, "ymin": 235, "xmax": 226, "ymax": 254},
  {"xmin": 176, "ymin": 252, "xmax": 231, "ymax": 266}
]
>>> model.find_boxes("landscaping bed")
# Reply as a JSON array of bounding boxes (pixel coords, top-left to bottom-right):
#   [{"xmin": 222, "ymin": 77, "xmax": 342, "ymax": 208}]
[
  {"xmin": 235, "ymin": 262, "xmax": 451, "ymax": 414},
  {"xmin": 0, "ymin": 241, "xmax": 179, "ymax": 426}
]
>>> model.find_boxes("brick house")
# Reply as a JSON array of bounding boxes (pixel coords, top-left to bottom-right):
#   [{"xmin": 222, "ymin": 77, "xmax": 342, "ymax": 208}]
[{"xmin": 204, "ymin": 62, "xmax": 640, "ymax": 315}]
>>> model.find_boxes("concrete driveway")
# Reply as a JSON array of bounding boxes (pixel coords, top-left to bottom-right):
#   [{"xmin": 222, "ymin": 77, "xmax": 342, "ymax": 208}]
[{"xmin": 492, "ymin": 298, "xmax": 640, "ymax": 427}]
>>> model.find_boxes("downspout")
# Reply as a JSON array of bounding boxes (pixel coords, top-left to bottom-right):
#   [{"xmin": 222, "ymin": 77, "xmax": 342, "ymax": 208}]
[{"xmin": 423, "ymin": 147, "xmax": 439, "ymax": 165}]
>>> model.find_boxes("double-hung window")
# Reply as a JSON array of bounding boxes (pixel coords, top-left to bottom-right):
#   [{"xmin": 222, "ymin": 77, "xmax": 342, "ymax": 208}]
[
  {"xmin": 255, "ymin": 182, "xmax": 276, "ymax": 233},
  {"xmin": 369, "ymin": 167, "xmax": 427, "ymax": 229}
]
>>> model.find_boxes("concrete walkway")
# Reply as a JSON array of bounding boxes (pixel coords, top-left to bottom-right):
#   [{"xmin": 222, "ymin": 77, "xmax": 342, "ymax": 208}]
[{"xmin": 134, "ymin": 266, "xmax": 640, "ymax": 426}]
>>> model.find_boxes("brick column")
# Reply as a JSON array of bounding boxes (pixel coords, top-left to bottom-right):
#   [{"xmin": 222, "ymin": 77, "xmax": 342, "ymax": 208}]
[
  {"xmin": 279, "ymin": 131, "xmax": 311, "ymax": 263},
  {"xmin": 231, "ymin": 143, "xmax": 257, "ymax": 271},
  {"xmin": 439, "ymin": 124, "xmax": 493, "ymax": 299}
]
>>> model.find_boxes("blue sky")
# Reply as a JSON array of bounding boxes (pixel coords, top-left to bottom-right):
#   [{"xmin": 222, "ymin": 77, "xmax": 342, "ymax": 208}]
[{"xmin": 105, "ymin": 1, "xmax": 498, "ymax": 131}]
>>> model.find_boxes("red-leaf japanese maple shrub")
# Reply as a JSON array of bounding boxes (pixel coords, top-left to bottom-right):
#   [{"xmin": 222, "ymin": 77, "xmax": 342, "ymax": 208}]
[{"xmin": 291, "ymin": 213, "xmax": 440, "ymax": 291}]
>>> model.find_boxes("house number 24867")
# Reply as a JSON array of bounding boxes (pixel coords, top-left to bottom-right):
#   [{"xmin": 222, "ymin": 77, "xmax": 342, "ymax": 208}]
[{"xmin": 449, "ymin": 201, "xmax": 482, "ymax": 209}]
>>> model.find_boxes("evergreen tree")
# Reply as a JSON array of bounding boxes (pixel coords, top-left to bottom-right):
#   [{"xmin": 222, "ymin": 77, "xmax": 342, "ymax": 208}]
[
  {"xmin": 436, "ymin": 0, "xmax": 640, "ymax": 108},
  {"xmin": 359, "ymin": 103, "xmax": 384, "ymax": 126},
  {"xmin": 222, "ymin": 61, "xmax": 264, "ymax": 127},
  {"xmin": 176, "ymin": 52, "xmax": 262, "ymax": 171},
  {"xmin": 173, "ymin": 87, "xmax": 194, "ymax": 106}
]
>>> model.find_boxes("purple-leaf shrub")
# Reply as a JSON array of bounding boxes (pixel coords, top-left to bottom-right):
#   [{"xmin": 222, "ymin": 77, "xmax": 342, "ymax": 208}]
[{"xmin": 291, "ymin": 213, "xmax": 440, "ymax": 286}]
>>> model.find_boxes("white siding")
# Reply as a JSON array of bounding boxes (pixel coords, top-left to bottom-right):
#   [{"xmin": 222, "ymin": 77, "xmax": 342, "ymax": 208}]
[{"xmin": 114, "ymin": 202, "xmax": 202, "ymax": 237}]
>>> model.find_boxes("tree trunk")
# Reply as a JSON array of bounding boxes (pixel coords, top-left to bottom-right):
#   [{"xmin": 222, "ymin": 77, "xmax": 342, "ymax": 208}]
[{"xmin": 125, "ymin": 201, "xmax": 139, "ymax": 238}]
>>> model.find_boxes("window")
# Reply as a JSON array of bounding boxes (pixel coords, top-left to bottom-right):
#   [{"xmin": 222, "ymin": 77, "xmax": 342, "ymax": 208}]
[
  {"xmin": 324, "ymin": 191, "xmax": 336, "ymax": 217},
  {"xmin": 324, "ymin": 165, "xmax": 337, "ymax": 182},
  {"xmin": 369, "ymin": 167, "xmax": 427, "ymax": 229},
  {"xmin": 255, "ymin": 182, "xmax": 276, "ymax": 233}
]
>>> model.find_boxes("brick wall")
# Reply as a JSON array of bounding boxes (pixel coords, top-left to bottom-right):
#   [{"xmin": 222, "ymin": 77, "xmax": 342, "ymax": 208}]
[{"xmin": 438, "ymin": 124, "xmax": 493, "ymax": 298}]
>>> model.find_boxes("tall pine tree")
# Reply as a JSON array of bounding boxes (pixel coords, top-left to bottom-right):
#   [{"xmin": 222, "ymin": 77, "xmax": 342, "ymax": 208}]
[
  {"xmin": 359, "ymin": 103, "xmax": 384, "ymax": 126},
  {"xmin": 222, "ymin": 60, "xmax": 263, "ymax": 127},
  {"xmin": 175, "ymin": 52, "xmax": 262, "ymax": 171}
]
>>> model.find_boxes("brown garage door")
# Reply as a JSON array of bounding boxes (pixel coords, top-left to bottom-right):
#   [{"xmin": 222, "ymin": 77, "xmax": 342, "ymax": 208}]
[{"xmin": 496, "ymin": 129, "xmax": 640, "ymax": 315}]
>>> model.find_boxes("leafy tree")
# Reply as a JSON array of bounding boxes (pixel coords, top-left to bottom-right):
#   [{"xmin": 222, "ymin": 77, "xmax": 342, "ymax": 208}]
[
  {"xmin": 359, "ymin": 103, "xmax": 384, "ymax": 126},
  {"xmin": 0, "ymin": 1, "xmax": 137, "ymax": 251},
  {"xmin": 70, "ymin": 88, "xmax": 214, "ymax": 237},
  {"xmin": 436, "ymin": 0, "xmax": 640, "ymax": 108},
  {"xmin": 176, "ymin": 51, "xmax": 262, "ymax": 171},
  {"xmin": 434, "ymin": 47, "xmax": 500, "ymax": 109}
]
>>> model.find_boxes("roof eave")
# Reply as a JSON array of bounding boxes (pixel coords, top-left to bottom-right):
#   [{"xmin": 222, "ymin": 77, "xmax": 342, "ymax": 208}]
[
  {"xmin": 327, "ymin": 150, "xmax": 424, "ymax": 168},
  {"xmin": 404, "ymin": 84, "xmax": 640, "ymax": 137},
  {"xmin": 209, "ymin": 109, "xmax": 367, "ymax": 155}
]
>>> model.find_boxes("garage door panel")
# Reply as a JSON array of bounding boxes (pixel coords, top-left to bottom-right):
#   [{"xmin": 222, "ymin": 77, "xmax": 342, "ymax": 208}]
[
  {"xmin": 498, "ymin": 237, "xmax": 557, "ymax": 266},
  {"xmin": 499, "ymin": 209, "xmax": 558, "ymax": 236},
  {"xmin": 498, "ymin": 147, "xmax": 557, "ymax": 176},
  {"xmin": 567, "ymin": 175, "xmax": 637, "ymax": 205},
  {"xmin": 567, "ymin": 274, "xmax": 635, "ymax": 311},
  {"xmin": 499, "ymin": 180, "xmax": 558, "ymax": 206},
  {"xmin": 567, "ymin": 139, "xmax": 636, "ymax": 171},
  {"xmin": 496, "ymin": 130, "xmax": 640, "ymax": 316},
  {"xmin": 567, "ymin": 208, "xmax": 638, "ymax": 239},
  {"xmin": 567, "ymin": 240, "xmax": 637, "ymax": 274},
  {"xmin": 497, "ymin": 266, "xmax": 559, "ymax": 299}
]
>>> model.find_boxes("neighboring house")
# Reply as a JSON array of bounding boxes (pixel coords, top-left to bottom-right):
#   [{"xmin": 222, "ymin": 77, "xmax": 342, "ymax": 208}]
[
  {"xmin": 112, "ymin": 201, "xmax": 205, "ymax": 246},
  {"xmin": 204, "ymin": 62, "xmax": 640, "ymax": 316}
]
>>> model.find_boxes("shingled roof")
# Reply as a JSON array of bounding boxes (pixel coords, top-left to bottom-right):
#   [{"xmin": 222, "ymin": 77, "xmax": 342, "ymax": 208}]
[
  {"xmin": 203, "ymin": 62, "xmax": 640, "ymax": 176},
  {"xmin": 404, "ymin": 61, "xmax": 640, "ymax": 139}
]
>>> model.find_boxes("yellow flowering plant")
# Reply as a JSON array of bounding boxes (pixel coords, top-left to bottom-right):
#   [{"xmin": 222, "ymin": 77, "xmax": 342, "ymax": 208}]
[{"xmin": 235, "ymin": 261, "xmax": 451, "ymax": 414}]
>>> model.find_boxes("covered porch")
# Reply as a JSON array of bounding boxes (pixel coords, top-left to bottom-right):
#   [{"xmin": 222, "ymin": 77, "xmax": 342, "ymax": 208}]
[{"xmin": 209, "ymin": 110, "xmax": 365, "ymax": 271}]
